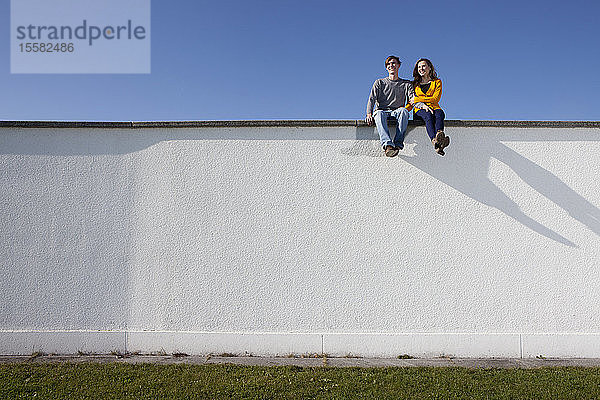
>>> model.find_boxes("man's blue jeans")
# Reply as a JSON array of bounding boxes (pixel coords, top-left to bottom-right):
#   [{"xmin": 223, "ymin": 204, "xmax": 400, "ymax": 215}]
[{"xmin": 374, "ymin": 108, "xmax": 409, "ymax": 149}]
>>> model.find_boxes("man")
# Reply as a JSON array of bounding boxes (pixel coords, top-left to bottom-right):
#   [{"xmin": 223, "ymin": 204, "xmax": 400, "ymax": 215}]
[{"xmin": 366, "ymin": 55, "xmax": 414, "ymax": 157}]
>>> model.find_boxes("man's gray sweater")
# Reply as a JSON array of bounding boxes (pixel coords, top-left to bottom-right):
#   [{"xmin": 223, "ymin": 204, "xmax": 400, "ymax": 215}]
[{"xmin": 366, "ymin": 77, "xmax": 414, "ymax": 114}]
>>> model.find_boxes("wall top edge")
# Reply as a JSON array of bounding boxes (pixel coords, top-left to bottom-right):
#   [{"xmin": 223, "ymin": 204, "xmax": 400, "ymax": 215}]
[{"xmin": 1, "ymin": 120, "xmax": 600, "ymax": 129}]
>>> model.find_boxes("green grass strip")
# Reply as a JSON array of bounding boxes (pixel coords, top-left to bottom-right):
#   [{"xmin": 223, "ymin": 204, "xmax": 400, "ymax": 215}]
[{"xmin": 2, "ymin": 363, "xmax": 600, "ymax": 399}]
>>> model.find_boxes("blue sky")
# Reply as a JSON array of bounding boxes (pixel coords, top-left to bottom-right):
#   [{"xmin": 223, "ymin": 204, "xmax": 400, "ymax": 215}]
[{"xmin": 2, "ymin": 0, "xmax": 599, "ymax": 121}]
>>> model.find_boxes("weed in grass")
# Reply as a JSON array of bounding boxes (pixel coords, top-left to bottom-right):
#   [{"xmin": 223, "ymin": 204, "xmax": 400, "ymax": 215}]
[
  {"xmin": 217, "ymin": 353, "xmax": 237, "ymax": 357},
  {"xmin": 29, "ymin": 351, "xmax": 45, "ymax": 359},
  {"xmin": 152, "ymin": 348, "xmax": 168, "ymax": 356},
  {"xmin": 299, "ymin": 353, "xmax": 331, "ymax": 359},
  {"xmin": 109, "ymin": 350, "xmax": 131, "ymax": 359}
]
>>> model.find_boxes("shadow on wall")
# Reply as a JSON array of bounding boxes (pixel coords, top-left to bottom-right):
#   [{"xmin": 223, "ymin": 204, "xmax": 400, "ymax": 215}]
[
  {"xmin": 2, "ymin": 126, "xmax": 598, "ymax": 249},
  {"xmin": 344, "ymin": 126, "xmax": 600, "ymax": 248},
  {"xmin": 0, "ymin": 128, "xmax": 158, "ymax": 156}
]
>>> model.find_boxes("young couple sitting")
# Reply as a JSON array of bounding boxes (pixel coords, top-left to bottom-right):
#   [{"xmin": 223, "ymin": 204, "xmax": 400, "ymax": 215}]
[{"xmin": 366, "ymin": 55, "xmax": 449, "ymax": 157}]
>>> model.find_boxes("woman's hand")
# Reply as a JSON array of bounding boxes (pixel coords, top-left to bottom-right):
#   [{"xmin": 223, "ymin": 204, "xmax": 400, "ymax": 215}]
[{"xmin": 422, "ymin": 104, "xmax": 434, "ymax": 113}]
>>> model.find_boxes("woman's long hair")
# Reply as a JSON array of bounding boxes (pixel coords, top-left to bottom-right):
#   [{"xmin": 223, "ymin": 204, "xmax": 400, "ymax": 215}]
[{"xmin": 412, "ymin": 58, "xmax": 438, "ymax": 87}]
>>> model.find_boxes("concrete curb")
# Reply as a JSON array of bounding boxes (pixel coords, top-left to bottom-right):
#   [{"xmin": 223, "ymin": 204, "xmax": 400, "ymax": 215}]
[{"xmin": 3, "ymin": 355, "xmax": 600, "ymax": 368}]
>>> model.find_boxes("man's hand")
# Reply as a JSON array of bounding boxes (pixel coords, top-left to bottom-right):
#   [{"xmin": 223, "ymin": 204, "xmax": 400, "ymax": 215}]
[{"xmin": 365, "ymin": 113, "xmax": 374, "ymax": 126}]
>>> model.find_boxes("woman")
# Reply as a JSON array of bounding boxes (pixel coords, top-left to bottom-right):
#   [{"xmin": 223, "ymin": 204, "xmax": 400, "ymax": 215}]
[{"xmin": 409, "ymin": 59, "xmax": 449, "ymax": 156}]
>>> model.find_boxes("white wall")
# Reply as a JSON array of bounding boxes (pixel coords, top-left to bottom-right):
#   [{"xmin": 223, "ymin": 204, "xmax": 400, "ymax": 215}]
[{"xmin": 1, "ymin": 123, "xmax": 599, "ymax": 357}]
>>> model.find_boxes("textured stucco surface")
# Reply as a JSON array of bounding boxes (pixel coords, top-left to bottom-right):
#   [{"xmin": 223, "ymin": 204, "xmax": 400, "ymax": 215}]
[{"xmin": 1, "ymin": 124, "xmax": 599, "ymax": 355}]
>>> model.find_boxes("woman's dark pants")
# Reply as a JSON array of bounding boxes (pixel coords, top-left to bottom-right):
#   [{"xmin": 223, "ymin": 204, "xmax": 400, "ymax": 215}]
[{"xmin": 415, "ymin": 109, "xmax": 445, "ymax": 140}]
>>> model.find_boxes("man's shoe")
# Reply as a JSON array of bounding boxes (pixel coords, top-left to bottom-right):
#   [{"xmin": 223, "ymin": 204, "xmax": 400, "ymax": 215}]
[{"xmin": 384, "ymin": 145, "xmax": 399, "ymax": 157}]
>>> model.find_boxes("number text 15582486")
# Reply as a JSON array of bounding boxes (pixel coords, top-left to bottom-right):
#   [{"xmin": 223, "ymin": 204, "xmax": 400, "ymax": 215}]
[{"xmin": 19, "ymin": 43, "xmax": 74, "ymax": 52}]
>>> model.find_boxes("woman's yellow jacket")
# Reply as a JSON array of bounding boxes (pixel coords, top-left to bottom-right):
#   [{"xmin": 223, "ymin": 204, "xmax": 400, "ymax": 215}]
[{"xmin": 406, "ymin": 79, "xmax": 442, "ymax": 112}]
